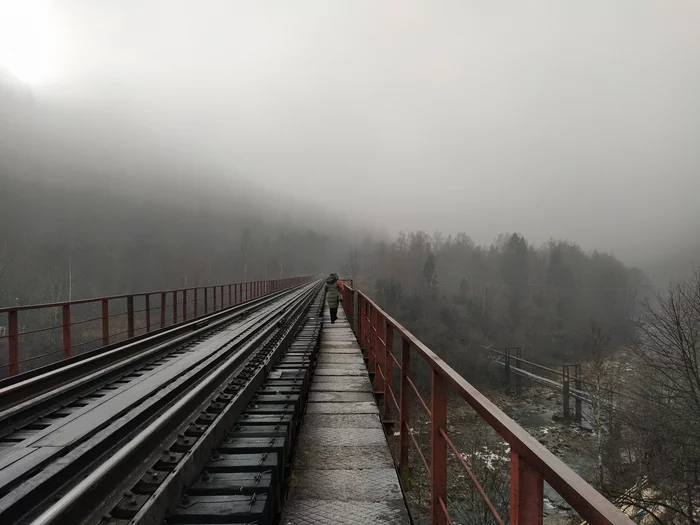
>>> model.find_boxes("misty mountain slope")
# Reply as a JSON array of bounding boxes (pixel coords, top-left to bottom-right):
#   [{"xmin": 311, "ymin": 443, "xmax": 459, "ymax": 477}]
[
  {"xmin": 1, "ymin": 80, "xmax": 362, "ymax": 234},
  {"xmin": 0, "ymin": 171, "xmax": 357, "ymax": 305},
  {"xmin": 1, "ymin": 81, "xmax": 371, "ymax": 305}
]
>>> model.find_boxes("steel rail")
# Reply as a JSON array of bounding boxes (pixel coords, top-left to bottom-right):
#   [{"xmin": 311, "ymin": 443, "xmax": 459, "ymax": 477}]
[
  {"xmin": 0, "ymin": 282, "xmax": 320, "ymax": 525},
  {"xmin": 1, "ymin": 277, "xmax": 309, "ymax": 377},
  {"xmin": 481, "ymin": 345, "xmax": 562, "ymax": 376},
  {"xmin": 125, "ymin": 282, "xmax": 321, "ymax": 525},
  {"xmin": 26, "ymin": 281, "xmax": 321, "ymax": 525},
  {"xmin": 486, "ymin": 356, "xmax": 593, "ymax": 403},
  {"xmin": 344, "ymin": 284, "xmax": 634, "ymax": 525},
  {"xmin": 0, "ymin": 279, "xmax": 305, "ymax": 313},
  {"xmin": 0, "ymin": 283, "xmax": 309, "ymax": 424}
]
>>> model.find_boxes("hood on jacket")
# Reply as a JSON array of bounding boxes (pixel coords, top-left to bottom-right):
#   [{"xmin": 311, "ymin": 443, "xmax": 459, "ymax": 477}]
[{"xmin": 326, "ymin": 273, "xmax": 338, "ymax": 285}]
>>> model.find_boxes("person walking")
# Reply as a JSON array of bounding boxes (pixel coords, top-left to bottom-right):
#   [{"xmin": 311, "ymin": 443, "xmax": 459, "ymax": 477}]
[{"xmin": 325, "ymin": 273, "xmax": 342, "ymax": 323}]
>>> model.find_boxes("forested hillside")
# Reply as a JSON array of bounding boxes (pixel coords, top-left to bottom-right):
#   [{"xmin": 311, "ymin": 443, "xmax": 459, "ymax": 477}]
[
  {"xmin": 0, "ymin": 174, "xmax": 357, "ymax": 306},
  {"xmin": 0, "ymin": 79, "xmax": 365, "ymax": 307},
  {"xmin": 347, "ymin": 231, "xmax": 650, "ymax": 383},
  {"xmin": 348, "ymin": 233, "xmax": 700, "ymax": 522}
]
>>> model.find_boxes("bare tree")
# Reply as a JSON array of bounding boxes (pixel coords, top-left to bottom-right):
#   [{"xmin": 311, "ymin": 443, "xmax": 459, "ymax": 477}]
[
  {"xmin": 622, "ymin": 269, "xmax": 700, "ymax": 523},
  {"xmin": 582, "ymin": 320, "xmax": 624, "ymax": 489},
  {"xmin": 343, "ymin": 248, "xmax": 360, "ymax": 282},
  {"xmin": 239, "ymin": 227, "xmax": 251, "ymax": 282},
  {"xmin": 0, "ymin": 242, "xmax": 7, "ymax": 306}
]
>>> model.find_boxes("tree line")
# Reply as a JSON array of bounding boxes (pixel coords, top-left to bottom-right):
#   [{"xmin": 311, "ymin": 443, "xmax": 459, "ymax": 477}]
[
  {"xmin": 0, "ymin": 173, "xmax": 350, "ymax": 307},
  {"xmin": 346, "ymin": 231, "xmax": 649, "ymax": 384},
  {"xmin": 345, "ymin": 231, "xmax": 697, "ymax": 523}
]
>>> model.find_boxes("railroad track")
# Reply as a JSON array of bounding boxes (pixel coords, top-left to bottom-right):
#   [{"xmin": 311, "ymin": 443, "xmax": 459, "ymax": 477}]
[{"xmin": 0, "ymin": 280, "xmax": 324, "ymax": 525}]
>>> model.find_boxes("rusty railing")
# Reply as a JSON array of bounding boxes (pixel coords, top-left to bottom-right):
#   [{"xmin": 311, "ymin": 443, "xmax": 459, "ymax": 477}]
[
  {"xmin": 0, "ymin": 276, "xmax": 311, "ymax": 376},
  {"xmin": 341, "ymin": 284, "xmax": 633, "ymax": 525}
]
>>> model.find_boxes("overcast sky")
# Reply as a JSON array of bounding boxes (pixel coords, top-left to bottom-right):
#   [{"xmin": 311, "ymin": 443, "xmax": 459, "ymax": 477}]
[{"xmin": 2, "ymin": 0, "xmax": 700, "ymax": 261}]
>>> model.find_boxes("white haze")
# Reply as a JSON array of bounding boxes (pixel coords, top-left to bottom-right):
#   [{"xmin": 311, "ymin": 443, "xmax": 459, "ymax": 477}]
[{"xmin": 3, "ymin": 0, "xmax": 700, "ymax": 280}]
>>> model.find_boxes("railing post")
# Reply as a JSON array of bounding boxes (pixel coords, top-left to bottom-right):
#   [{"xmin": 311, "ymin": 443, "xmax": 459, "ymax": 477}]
[
  {"xmin": 204, "ymin": 287, "xmax": 209, "ymax": 313},
  {"xmin": 364, "ymin": 300, "xmax": 369, "ymax": 351},
  {"xmin": 365, "ymin": 302, "xmax": 371, "ymax": 355},
  {"xmin": 102, "ymin": 299, "xmax": 110, "ymax": 346},
  {"xmin": 563, "ymin": 365, "xmax": 571, "ymax": 423},
  {"xmin": 368, "ymin": 304, "xmax": 376, "ymax": 381},
  {"xmin": 362, "ymin": 299, "xmax": 370, "ymax": 354},
  {"xmin": 510, "ymin": 452, "xmax": 544, "ymax": 525},
  {"xmin": 399, "ymin": 337, "xmax": 411, "ymax": 488},
  {"xmin": 574, "ymin": 364, "xmax": 582, "ymax": 424},
  {"xmin": 62, "ymin": 304, "xmax": 71, "ymax": 359},
  {"xmin": 384, "ymin": 320, "xmax": 394, "ymax": 424},
  {"xmin": 221, "ymin": 285, "xmax": 224, "ymax": 309},
  {"xmin": 145, "ymin": 295, "xmax": 151, "ymax": 332},
  {"xmin": 353, "ymin": 289, "xmax": 359, "ymax": 335},
  {"xmin": 430, "ymin": 370, "xmax": 448, "ymax": 525},
  {"xmin": 228, "ymin": 284, "xmax": 232, "ymax": 306},
  {"xmin": 213, "ymin": 286, "xmax": 217, "ymax": 311},
  {"xmin": 515, "ymin": 347, "xmax": 522, "ymax": 395},
  {"xmin": 182, "ymin": 289, "xmax": 187, "ymax": 321},
  {"xmin": 160, "ymin": 293, "xmax": 166, "ymax": 328},
  {"xmin": 357, "ymin": 296, "xmax": 363, "ymax": 352},
  {"xmin": 342, "ymin": 286, "xmax": 350, "ymax": 326},
  {"xmin": 505, "ymin": 348, "xmax": 511, "ymax": 395},
  {"xmin": 127, "ymin": 296, "xmax": 135, "ymax": 339},
  {"xmin": 173, "ymin": 291, "xmax": 178, "ymax": 325},
  {"xmin": 8, "ymin": 310, "xmax": 19, "ymax": 376},
  {"xmin": 356, "ymin": 297, "xmax": 362, "ymax": 348},
  {"xmin": 194, "ymin": 288, "xmax": 198, "ymax": 317},
  {"xmin": 375, "ymin": 310, "xmax": 385, "ymax": 395}
]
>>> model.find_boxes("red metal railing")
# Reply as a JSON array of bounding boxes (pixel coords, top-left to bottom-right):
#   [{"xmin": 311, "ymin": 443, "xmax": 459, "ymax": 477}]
[
  {"xmin": 341, "ymin": 284, "xmax": 633, "ymax": 525},
  {"xmin": 0, "ymin": 276, "xmax": 311, "ymax": 376}
]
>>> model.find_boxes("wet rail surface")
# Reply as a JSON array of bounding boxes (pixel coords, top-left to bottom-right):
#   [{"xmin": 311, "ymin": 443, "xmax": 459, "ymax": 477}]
[
  {"xmin": 156, "ymin": 296, "xmax": 325, "ymax": 525},
  {"xmin": 0, "ymin": 281, "xmax": 322, "ymax": 525},
  {"xmin": 0, "ymin": 284, "xmax": 307, "ymax": 420},
  {"xmin": 281, "ymin": 307, "xmax": 411, "ymax": 524}
]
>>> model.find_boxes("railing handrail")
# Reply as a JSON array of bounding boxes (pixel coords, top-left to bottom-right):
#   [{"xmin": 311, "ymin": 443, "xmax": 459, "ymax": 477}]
[
  {"xmin": 343, "ymin": 283, "xmax": 633, "ymax": 525},
  {"xmin": 481, "ymin": 345, "xmax": 563, "ymax": 377},
  {"xmin": 0, "ymin": 276, "xmax": 311, "ymax": 313},
  {"xmin": 1, "ymin": 277, "xmax": 312, "ymax": 377}
]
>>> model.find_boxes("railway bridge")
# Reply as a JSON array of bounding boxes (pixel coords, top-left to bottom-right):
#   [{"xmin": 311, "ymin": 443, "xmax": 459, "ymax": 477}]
[{"xmin": 0, "ymin": 277, "xmax": 634, "ymax": 525}]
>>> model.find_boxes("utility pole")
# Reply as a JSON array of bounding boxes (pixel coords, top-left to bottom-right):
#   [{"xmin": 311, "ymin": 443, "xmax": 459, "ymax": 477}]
[{"xmin": 68, "ymin": 254, "xmax": 72, "ymax": 302}]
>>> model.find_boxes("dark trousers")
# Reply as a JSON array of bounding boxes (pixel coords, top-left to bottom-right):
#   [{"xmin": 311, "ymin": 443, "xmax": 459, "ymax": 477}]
[{"xmin": 329, "ymin": 307, "xmax": 338, "ymax": 323}]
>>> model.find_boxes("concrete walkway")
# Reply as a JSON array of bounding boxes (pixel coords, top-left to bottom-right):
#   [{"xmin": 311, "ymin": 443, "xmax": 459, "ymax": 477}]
[{"xmin": 281, "ymin": 307, "xmax": 411, "ymax": 524}]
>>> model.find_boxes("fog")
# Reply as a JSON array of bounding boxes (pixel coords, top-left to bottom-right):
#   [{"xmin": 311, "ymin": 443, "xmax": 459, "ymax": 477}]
[{"xmin": 3, "ymin": 1, "xmax": 700, "ymax": 282}]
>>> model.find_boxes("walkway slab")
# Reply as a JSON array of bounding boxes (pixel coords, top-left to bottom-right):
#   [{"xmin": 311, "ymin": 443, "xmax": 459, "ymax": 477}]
[
  {"xmin": 315, "ymin": 365, "xmax": 366, "ymax": 373},
  {"xmin": 310, "ymin": 379, "xmax": 373, "ymax": 392},
  {"xmin": 305, "ymin": 402, "xmax": 379, "ymax": 414},
  {"xmin": 282, "ymin": 308, "xmax": 410, "ymax": 525},
  {"xmin": 317, "ymin": 354, "xmax": 365, "ymax": 364},
  {"xmin": 308, "ymin": 392, "xmax": 375, "ymax": 403}
]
